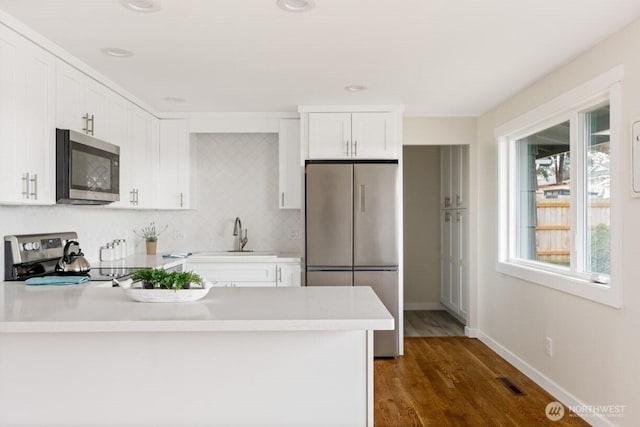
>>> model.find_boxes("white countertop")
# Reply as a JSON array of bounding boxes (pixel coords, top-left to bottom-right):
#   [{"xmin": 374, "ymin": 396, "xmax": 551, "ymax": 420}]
[{"xmin": 0, "ymin": 283, "xmax": 393, "ymax": 333}]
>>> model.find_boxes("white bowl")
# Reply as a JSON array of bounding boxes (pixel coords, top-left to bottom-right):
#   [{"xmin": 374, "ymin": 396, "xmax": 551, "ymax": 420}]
[
  {"xmin": 122, "ymin": 281, "xmax": 214, "ymax": 303},
  {"xmin": 123, "ymin": 287, "xmax": 210, "ymax": 303}
]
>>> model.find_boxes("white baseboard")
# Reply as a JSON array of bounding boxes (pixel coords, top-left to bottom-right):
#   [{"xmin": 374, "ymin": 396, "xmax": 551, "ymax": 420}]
[
  {"xmin": 477, "ymin": 331, "xmax": 614, "ymax": 427},
  {"xmin": 464, "ymin": 326, "xmax": 479, "ymax": 338},
  {"xmin": 404, "ymin": 302, "xmax": 444, "ymax": 311}
]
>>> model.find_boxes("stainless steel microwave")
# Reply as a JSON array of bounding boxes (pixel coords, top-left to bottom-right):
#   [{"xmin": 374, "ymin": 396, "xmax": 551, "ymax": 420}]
[{"xmin": 56, "ymin": 129, "xmax": 120, "ymax": 205}]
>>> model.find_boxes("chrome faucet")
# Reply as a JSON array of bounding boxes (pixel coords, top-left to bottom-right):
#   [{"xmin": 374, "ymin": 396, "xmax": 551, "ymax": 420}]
[{"xmin": 232, "ymin": 217, "xmax": 248, "ymax": 251}]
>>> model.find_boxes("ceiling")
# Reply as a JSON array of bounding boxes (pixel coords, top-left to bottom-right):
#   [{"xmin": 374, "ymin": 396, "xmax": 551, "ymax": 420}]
[{"xmin": 1, "ymin": 0, "xmax": 639, "ymax": 116}]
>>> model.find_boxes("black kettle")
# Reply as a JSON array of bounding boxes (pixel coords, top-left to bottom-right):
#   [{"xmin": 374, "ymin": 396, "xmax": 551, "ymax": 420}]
[{"xmin": 55, "ymin": 240, "xmax": 91, "ymax": 274}]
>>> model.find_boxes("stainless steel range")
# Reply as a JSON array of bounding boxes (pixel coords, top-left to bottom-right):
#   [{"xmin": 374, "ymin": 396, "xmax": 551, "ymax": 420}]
[{"xmin": 4, "ymin": 232, "xmax": 130, "ymax": 281}]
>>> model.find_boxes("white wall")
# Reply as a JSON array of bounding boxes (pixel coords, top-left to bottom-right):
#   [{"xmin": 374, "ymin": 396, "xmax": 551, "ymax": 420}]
[
  {"xmin": 475, "ymin": 17, "xmax": 640, "ymax": 425},
  {"xmin": 404, "ymin": 117, "xmax": 477, "ymax": 146},
  {"xmin": 402, "ymin": 146, "xmax": 441, "ymax": 309},
  {"xmin": 0, "ymin": 133, "xmax": 301, "ymax": 280}
]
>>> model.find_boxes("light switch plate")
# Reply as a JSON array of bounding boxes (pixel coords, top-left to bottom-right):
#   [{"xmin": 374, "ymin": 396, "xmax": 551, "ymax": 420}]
[{"xmin": 633, "ymin": 119, "xmax": 640, "ymax": 196}]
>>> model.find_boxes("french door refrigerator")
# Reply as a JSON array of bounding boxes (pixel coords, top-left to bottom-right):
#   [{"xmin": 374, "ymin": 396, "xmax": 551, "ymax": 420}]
[{"xmin": 305, "ymin": 161, "xmax": 399, "ymax": 357}]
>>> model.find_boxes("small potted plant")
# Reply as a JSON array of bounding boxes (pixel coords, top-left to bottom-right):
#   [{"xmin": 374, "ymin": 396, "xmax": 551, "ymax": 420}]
[
  {"xmin": 131, "ymin": 269, "xmax": 202, "ymax": 290},
  {"xmin": 134, "ymin": 222, "xmax": 168, "ymax": 255}
]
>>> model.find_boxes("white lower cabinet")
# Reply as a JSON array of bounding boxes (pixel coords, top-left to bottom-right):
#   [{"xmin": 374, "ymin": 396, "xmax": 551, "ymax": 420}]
[{"xmin": 186, "ymin": 261, "xmax": 301, "ymax": 287}]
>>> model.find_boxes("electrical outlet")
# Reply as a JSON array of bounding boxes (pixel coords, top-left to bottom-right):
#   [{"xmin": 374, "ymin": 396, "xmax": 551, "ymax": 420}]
[
  {"xmin": 545, "ymin": 337, "xmax": 553, "ymax": 357},
  {"xmin": 173, "ymin": 229, "xmax": 185, "ymax": 240},
  {"xmin": 287, "ymin": 228, "xmax": 301, "ymax": 240}
]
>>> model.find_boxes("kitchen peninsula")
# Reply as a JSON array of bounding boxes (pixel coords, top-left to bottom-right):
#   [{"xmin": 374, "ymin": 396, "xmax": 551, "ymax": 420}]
[{"xmin": 0, "ymin": 281, "xmax": 393, "ymax": 426}]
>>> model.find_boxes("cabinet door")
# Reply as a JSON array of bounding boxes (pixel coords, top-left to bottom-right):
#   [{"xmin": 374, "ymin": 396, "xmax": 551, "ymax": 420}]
[
  {"xmin": 308, "ymin": 112, "xmax": 351, "ymax": 159},
  {"xmin": 440, "ymin": 210, "xmax": 454, "ymax": 309},
  {"xmin": 277, "ymin": 263, "xmax": 301, "ymax": 287},
  {"xmin": 129, "ymin": 106, "xmax": 158, "ymax": 208},
  {"xmin": 188, "ymin": 263, "xmax": 277, "ymax": 285},
  {"xmin": 55, "ymin": 59, "xmax": 85, "ymax": 133},
  {"xmin": 452, "ymin": 145, "xmax": 468, "ymax": 209},
  {"xmin": 0, "ymin": 27, "xmax": 54, "ymax": 204},
  {"xmin": 157, "ymin": 119, "xmax": 189, "ymax": 209},
  {"xmin": 278, "ymin": 119, "xmax": 301, "ymax": 209},
  {"xmin": 351, "ymin": 112, "xmax": 396, "ymax": 159},
  {"xmin": 105, "ymin": 92, "xmax": 131, "ymax": 208},
  {"xmin": 455, "ymin": 210, "xmax": 468, "ymax": 320},
  {"xmin": 0, "ymin": 26, "xmax": 22, "ymax": 202},
  {"xmin": 440, "ymin": 146, "xmax": 452, "ymax": 209},
  {"xmin": 18, "ymin": 41, "xmax": 55, "ymax": 204},
  {"xmin": 84, "ymin": 78, "xmax": 109, "ymax": 140}
]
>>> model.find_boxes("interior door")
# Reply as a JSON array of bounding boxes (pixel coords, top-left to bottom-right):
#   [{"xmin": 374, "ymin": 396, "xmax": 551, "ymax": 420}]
[
  {"xmin": 306, "ymin": 163, "xmax": 353, "ymax": 268},
  {"xmin": 353, "ymin": 163, "xmax": 398, "ymax": 267}
]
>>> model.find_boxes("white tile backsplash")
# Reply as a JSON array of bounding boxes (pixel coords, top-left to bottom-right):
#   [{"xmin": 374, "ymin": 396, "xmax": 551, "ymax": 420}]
[{"xmin": 0, "ymin": 133, "xmax": 301, "ymax": 279}]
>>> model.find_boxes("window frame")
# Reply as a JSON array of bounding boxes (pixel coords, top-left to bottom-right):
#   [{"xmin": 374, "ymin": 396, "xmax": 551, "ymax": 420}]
[{"xmin": 496, "ymin": 66, "xmax": 623, "ymax": 308}]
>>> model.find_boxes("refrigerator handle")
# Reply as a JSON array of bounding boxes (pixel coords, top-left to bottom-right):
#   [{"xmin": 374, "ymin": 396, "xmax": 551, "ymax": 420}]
[{"xmin": 360, "ymin": 185, "xmax": 366, "ymax": 213}]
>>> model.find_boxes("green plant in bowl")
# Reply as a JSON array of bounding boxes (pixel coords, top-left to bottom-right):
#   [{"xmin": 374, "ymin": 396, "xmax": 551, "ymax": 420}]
[{"xmin": 131, "ymin": 269, "xmax": 202, "ymax": 290}]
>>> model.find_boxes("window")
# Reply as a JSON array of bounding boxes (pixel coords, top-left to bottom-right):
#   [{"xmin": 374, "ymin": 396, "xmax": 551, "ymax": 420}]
[{"xmin": 497, "ymin": 67, "xmax": 622, "ymax": 307}]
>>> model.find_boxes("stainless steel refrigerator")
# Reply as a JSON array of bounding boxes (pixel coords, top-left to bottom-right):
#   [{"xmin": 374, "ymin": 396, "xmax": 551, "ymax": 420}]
[{"xmin": 305, "ymin": 162, "xmax": 399, "ymax": 357}]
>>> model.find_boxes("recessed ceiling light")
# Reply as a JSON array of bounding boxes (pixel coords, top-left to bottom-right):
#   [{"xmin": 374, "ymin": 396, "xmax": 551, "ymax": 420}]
[
  {"xmin": 101, "ymin": 47, "xmax": 133, "ymax": 58},
  {"xmin": 276, "ymin": 0, "xmax": 315, "ymax": 13},
  {"xmin": 120, "ymin": 0, "xmax": 161, "ymax": 13},
  {"xmin": 344, "ymin": 85, "xmax": 367, "ymax": 92},
  {"xmin": 164, "ymin": 97, "xmax": 186, "ymax": 103}
]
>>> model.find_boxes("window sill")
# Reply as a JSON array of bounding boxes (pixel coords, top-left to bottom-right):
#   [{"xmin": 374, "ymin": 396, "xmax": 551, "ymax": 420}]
[{"xmin": 496, "ymin": 260, "xmax": 621, "ymax": 308}]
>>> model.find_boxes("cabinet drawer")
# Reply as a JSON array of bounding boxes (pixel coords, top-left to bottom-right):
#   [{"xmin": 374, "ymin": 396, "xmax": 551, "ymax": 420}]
[{"xmin": 189, "ymin": 263, "xmax": 277, "ymax": 283}]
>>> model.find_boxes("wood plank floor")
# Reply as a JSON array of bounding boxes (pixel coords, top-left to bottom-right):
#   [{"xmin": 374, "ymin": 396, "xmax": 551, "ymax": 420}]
[
  {"xmin": 404, "ymin": 310, "xmax": 465, "ymax": 337},
  {"xmin": 374, "ymin": 337, "xmax": 589, "ymax": 426}
]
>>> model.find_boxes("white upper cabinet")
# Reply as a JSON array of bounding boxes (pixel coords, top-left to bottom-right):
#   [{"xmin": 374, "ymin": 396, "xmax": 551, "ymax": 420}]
[
  {"xmin": 308, "ymin": 113, "xmax": 351, "ymax": 159},
  {"xmin": 157, "ymin": 119, "xmax": 190, "ymax": 209},
  {"xmin": 0, "ymin": 25, "xmax": 55, "ymax": 205},
  {"xmin": 56, "ymin": 59, "xmax": 109, "ymax": 139},
  {"xmin": 307, "ymin": 111, "xmax": 398, "ymax": 160},
  {"xmin": 351, "ymin": 112, "xmax": 396, "ymax": 159},
  {"xmin": 440, "ymin": 145, "xmax": 468, "ymax": 209},
  {"xmin": 127, "ymin": 105, "xmax": 158, "ymax": 209},
  {"xmin": 278, "ymin": 118, "xmax": 301, "ymax": 209},
  {"xmin": 105, "ymin": 92, "xmax": 132, "ymax": 208}
]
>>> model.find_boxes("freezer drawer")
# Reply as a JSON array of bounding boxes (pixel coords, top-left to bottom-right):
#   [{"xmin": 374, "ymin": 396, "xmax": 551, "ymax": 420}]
[
  {"xmin": 354, "ymin": 271, "xmax": 399, "ymax": 357},
  {"xmin": 306, "ymin": 271, "xmax": 353, "ymax": 287},
  {"xmin": 353, "ymin": 163, "xmax": 398, "ymax": 266},
  {"xmin": 305, "ymin": 164, "xmax": 353, "ymax": 267}
]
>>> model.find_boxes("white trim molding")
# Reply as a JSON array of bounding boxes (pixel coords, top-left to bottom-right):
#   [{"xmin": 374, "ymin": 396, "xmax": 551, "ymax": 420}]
[
  {"xmin": 495, "ymin": 66, "xmax": 624, "ymax": 308},
  {"xmin": 477, "ymin": 331, "xmax": 615, "ymax": 427}
]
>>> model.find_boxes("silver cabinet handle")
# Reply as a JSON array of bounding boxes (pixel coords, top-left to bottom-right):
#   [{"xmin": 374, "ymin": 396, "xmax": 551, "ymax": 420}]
[
  {"xmin": 180, "ymin": 192, "xmax": 184, "ymax": 208},
  {"xmin": 456, "ymin": 211, "xmax": 462, "ymax": 223},
  {"xmin": 21, "ymin": 173, "xmax": 29, "ymax": 199},
  {"xmin": 29, "ymin": 174, "xmax": 38, "ymax": 199},
  {"xmin": 353, "ymin": 140, "xmax": 358, "ymax": 157},
  {"xmin": 345, "ymin": 140, "xmax": 350, "ymax": 156},
  {"xmin": 130, "ymin": 189, "xmax": 136, "ymax": 205},
  {"xmin": 82, "ymin": 113, "xmax": 94, "ymax": 135},
  {"xmin": 360, "ymin": 185, "xmax": 366, "ymax": 213},
  {"xmin": 277, "ymin": 266, "xmax": 282, "ymax": 283},
  {"xmin": 444, "ymin": 196, "xmax": 451, "ymax": 208},
  {"xmin": 281, "ymin": 192, "xmax": 285, "ymax": 207},
  {"xmin": 456, "ymin": 195, "xmax": 461, "ymax": 207},
  {"xmin": 445, "ymin": 212, "xmax": 451, "ymax": 223}
]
